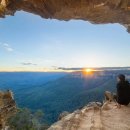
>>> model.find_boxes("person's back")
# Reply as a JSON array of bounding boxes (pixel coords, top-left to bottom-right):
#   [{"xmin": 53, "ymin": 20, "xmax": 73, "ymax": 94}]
[{"xmin": 116, "ymin": 74, "xmax": 130, "ymax": 105}]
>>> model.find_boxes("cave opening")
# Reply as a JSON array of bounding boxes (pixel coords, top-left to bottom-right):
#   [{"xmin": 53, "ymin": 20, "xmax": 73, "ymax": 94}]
[{"xmin": 1, "ymin": 0, "xmax": 130, "ymax": 129}]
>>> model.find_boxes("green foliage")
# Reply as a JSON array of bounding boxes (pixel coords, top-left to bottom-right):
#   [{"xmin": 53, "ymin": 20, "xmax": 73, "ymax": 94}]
[{"xmin": 8, "ymin": 108, "xmax": 49, "ymax": 130}]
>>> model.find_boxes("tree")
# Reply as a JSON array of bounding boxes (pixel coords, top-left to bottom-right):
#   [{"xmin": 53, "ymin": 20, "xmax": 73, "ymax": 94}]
[{"xmin": 8, "ymin": 108, "xmax": 49, "ymax": 130}]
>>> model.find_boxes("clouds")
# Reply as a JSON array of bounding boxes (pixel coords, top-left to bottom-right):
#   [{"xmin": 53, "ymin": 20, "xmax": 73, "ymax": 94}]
[
  {"xmin": 0, "ymin": 43, "xmax": 14, "ymax": 52},
  {"xmin": 21, "ymin": 62, "xmax": 37, "ymax": 66},
  {"xmin": 58, "ymin": 67, "xmax": 81, "ymax": 71}
]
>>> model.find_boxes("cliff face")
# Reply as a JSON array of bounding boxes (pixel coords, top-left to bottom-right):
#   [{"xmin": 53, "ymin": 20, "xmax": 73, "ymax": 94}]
[
  {"xmin": 1, "ymin": 0, "xmax": 130, "ymax": 31},
  {"xmin": 48, "ymin": 102, "xmax": 130, "ymax": 130},
  {"xmin": 0, "ymin": 90, "xmax": 16, "ymax": 130}
]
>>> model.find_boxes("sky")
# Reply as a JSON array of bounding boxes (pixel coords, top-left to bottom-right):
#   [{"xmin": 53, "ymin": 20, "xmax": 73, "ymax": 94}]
[{"xmin": 0, "ymin": 11, "xmax": 130, "ymax": 72}]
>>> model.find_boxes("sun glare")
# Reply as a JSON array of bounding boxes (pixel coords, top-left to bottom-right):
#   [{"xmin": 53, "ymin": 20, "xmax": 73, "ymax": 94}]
[
  {"xmin": 82, "ymin": 68, "xmax": 94, "ymax": 75},
  {"xmin": 85, "ymin": 68, "xmax": 93, "ymax": 73}
]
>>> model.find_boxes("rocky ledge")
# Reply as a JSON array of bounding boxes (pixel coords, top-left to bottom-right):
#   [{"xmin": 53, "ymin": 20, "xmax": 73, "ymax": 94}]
[
  {"xmin": 48, "ymin": 101, "xmax": 130, "ymax": 130},
  {"xmin": 0, "ymin": 90, "xmax": 16, "ymax": 130}
]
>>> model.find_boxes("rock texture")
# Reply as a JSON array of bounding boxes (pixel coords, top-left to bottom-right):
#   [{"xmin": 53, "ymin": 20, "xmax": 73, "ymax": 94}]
[
  {"xmin": 0, "ymin": 90, "xmax": 16, "ymax": 130},
  {"xmin": 1, "ymin": 0, "xmax": 130, "ymax": 31},
  {"xmin": 48, "ymin": 102, "xmax": 130, "ymax": 130}
]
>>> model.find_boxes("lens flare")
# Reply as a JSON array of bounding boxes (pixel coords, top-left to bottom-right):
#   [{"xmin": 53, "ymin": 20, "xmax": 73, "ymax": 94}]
[
  {"xmin": 82, "ymin": 68, "xmax": 94, "ymax": 75},
  {"xmin": 85, "ymin": 68, "xmax": 93, "ymax": 73}
]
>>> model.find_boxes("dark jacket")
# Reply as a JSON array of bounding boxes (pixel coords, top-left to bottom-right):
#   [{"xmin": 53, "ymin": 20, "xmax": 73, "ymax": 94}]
[{"xmin": 116, "ymin": 80, "xmax": 130, "ymax": 105}]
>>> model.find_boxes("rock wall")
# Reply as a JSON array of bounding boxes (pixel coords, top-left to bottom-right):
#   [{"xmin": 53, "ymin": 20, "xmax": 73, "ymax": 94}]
[
  {"xmin": 1, "ymin": 0, "xmax": 130, "ymax": 31},
  {"xmin": 0, "ymin": 90, "xmax": 16, "ymax": 130},
  {"xmin": 48, "ymin": 102, "xmax": 130, "ymax": 130}
]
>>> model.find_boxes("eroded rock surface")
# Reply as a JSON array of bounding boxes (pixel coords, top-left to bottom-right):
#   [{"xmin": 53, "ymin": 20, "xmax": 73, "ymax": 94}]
[
  {"xmin": 48, "ymin": 102, "xmax": 130, "ymax": 130},
  {"xmin": 1, "ymin": 0, "xmax": 130, "ymax": 31},
  {"xmin": 0, "ymin": 90, "xmax": 16, "ymax": 130}
]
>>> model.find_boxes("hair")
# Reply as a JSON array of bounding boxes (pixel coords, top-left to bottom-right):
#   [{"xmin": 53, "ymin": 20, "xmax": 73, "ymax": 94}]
[{"xmin": 118, "ymin": 74, "xmax": 125, "ymax": 81}]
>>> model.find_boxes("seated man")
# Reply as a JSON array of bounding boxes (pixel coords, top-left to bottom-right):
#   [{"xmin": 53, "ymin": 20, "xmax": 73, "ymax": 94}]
[
  {"xmin": 116, "ymin": 74, "xmax": 130, "ymax": 106},
  {"xmin": 105, "ymin": 74, "xmax": 130, "ymax": 107}
]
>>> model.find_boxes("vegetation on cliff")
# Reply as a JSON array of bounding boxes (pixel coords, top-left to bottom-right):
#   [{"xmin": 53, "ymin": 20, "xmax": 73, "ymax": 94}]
[{"xmin": 8, "ymin": 108, "xmax": 49, "ymax": 130}]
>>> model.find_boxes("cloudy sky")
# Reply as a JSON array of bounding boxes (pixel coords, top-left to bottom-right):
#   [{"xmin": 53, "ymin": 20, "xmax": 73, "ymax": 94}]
[{"xmin": 0, "ymin": 11, "xmax": 130, "ymax": 71}]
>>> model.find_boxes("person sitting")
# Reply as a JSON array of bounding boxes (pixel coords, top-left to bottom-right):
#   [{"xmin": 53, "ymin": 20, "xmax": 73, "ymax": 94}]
[
  {"xmin": 105, "ymin": 74, "xmax": 130, "ymax": 108},
  {"xmin": 116, "ymin": 74, "xmax": 130, "ymax": 107}
]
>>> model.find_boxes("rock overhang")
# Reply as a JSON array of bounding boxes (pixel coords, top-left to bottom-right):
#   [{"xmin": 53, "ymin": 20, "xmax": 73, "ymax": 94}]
[{"xmin": 1, "ymin": 0, "xmax": 130, "ymax": 32}]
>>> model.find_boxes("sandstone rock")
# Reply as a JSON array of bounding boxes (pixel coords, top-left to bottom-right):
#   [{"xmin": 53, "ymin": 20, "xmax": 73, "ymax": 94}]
[
  {"xmin": 0, "ymin": 0, "xmax": 130, "ymax": 31},
  {"xmin": 87, "ymin": 102, "xmax": 102, "ymax": 108},
  {"xmin": 48, "ymin": 102, "xmax": 130, "ymax": 130},
  {"xmin": 58, "ymin": 111, "xmax": 70, "ymax": 120},
  {"xmin": 0, "ymin": 90, "xmax": 16, "ymax": 130}
]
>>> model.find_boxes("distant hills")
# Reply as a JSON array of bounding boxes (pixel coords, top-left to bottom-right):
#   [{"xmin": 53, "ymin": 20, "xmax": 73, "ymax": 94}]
[
  {"xmin": 0, "ymin": 72, "xmax": 66, "ymax": 90},
  {"xmin": 0, "ymin": 69, "xmax": 130, "ymax": 124}
]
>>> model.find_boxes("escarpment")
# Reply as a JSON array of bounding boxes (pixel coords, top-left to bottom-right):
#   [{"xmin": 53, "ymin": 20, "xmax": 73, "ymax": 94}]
[
  {"xmin": 1, "ymin": 0, "xmax": 130, "ymax": 31},
  {"xmin": 0, "ymin": 90, "xmax": 16, "ymax": 130},
  {"xmin": 48, "ymin": 102, "xmax": 130, "ymax": 130}
]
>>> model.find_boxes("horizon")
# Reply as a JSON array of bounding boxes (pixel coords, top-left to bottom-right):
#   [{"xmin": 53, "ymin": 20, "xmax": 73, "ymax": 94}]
[
  {"xmin": 0, "ymin": 66, "xmax": 130, "ymax": 72},
  {"xmin": 1, "ymin": 11, "xmax": 130, "ymax": 71}
]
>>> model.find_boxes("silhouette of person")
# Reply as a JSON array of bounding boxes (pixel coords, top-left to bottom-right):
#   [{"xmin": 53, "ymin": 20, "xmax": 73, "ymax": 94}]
[{"xmin": 116, "ymin": 74, "xmax": 130, "ymax": 106}]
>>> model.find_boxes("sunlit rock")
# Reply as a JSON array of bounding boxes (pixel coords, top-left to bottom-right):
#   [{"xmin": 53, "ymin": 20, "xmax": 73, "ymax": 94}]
[
  {"xmin": 0, "ymin": 0, "xmax": 130, "ymax": 30},
  {"xmin": 0, "ymin": 90, "xmax": 16, "ymax": 130},
  {"xmin": 48, "ymin": 102, "xmax": 130, "ymax": 130}
]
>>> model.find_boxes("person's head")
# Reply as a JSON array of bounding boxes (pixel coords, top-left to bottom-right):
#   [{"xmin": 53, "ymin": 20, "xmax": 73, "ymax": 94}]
[{"xmin": 117, "ymin": 74, "xmax": 125, "ymax": 82}]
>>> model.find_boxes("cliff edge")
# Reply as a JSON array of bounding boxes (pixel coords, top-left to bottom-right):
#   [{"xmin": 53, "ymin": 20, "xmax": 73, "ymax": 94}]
[
  {"xmin": 0, "ymin": 90, "xmax": 16, "ymax": 130},
  {"xmin": 48, "ymin": 102, "xmax": 130, "ymax": 130}
]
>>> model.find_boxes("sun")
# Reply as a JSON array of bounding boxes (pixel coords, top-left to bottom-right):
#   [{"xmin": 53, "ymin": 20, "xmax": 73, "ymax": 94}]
[
  {"xmin": 82, "ymin": 68, "xmax": 94, "ymax": 75},
  {"xmin": 85, "ymin": 68, "xmax": 93, "ymax": 73}
]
